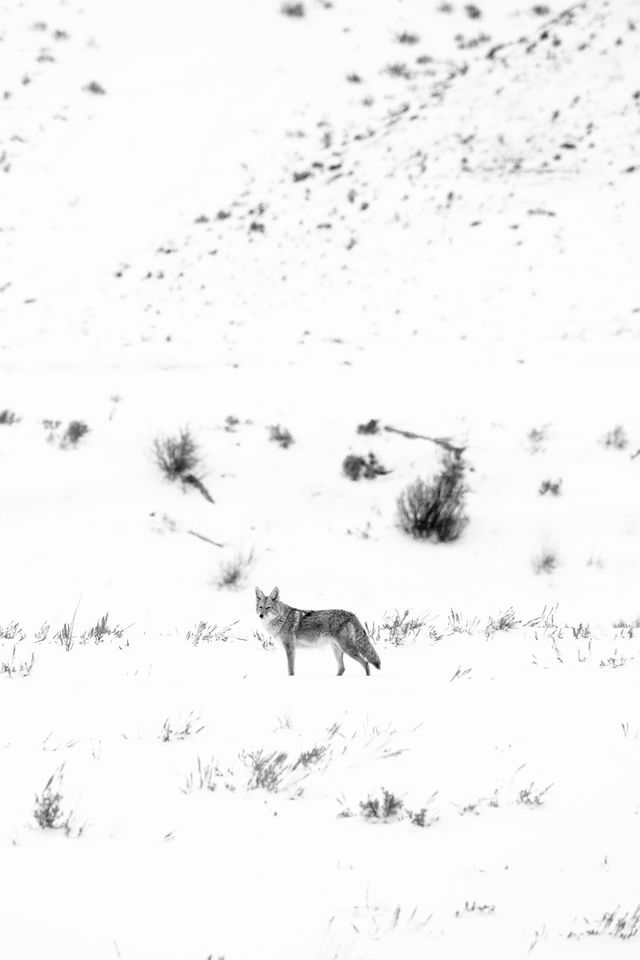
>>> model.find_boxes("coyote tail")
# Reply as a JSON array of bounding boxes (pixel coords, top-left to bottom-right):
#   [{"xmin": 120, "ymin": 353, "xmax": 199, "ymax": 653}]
[{"xmin": 359, "ymin": 627, "xmax": 381, "ymax": 670}]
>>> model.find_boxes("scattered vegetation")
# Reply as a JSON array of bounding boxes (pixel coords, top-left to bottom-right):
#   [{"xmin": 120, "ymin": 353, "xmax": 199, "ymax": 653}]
[
  {"xmin": 359, "ymin": 787, "xmax": 404, "ymax": 821},
  {"xmin": 54, "ymin": 603, "xmax": 80, "ymax": 651},
  {"xmin": 485, "ymin": 606, "xmax": 520, "ymax": 638},
  {"xmin": 153, "ymin": 427, "xmax": 201, "ymax": 479},
  {"xmin": 395, "ymin": 31, "xmax": 420, "ymax": 44},
  {"xmin": 397, "ymin": 451, "xmax": 468, "ymax": 542},
  {"xmin": 215, "ymin": 551, "xmax": 254, "ymax": 589},
  {"xmin": 527, "ymin": 426, "xmax": 548, "ymax": 453},
  {"xmin": 342, "ymin": 452, "xmax": 389, "ymax": 481},
  {"xmin": 83, "ymin": 80, "xmax": 106, "ymax": 94},
  {"xmin": 254, "ymin": 629, "xmax": 275, "ymax": 651},
  {"xmin": 33, "ymin": 768, "xmax": 82, "ymax": 836},
  {"xmin": 407, "ymin": 805, "xmax": 439, "ymax": 828},
  {"xmin": 602, "ymin": 425, "xmax": 628, "ymax": 450},
  {"xmin": 60, "ymin": 420, "xmax": 89, "ymax": 448},
  {"xmin": 81, "ymin": 613, "xmax": 127, "ymax": 644},
  {"xmin": 160, "ymin": 713, "xmax": 205, "ymax": 742},
  {"xmin": 182, "ymin": 757, "xmax": 233, "ymax": 794},
  {"xmin": 186, "ymin": 621, "xmax": 237, "ymax": 645},
  {"xmin": 0, "ymin": 621, "xmax": 26, "ymax": 642},
  {"xmin": 539, "ymin": 478, "xmax": 562, "ymax": 496},
  {"xmin": 357, "ymin": 418, "xmax": 380, "ymax": 435},
  {"xmin": 152, "ymin": 428, "xmax": 214, "ymax": 502},
  {"xmin": 269, "ymin": 424, "xmax": 294, "ymax": 449},
  {"xmin": 366, "ymin": 610, "xmax": 429, "ymax": 646},
  {"xmin": 280, "ymin": 2, "xmax": 305, "ymax": 16},
  {"xmin": 240, "ymin": 743, "xmax": 328, "ymax": 793},
  {"xmin": 447, "ymin": 609, "xmax": 480, "ymax": 635},
  {"xmin": 341, "ymin": 786, "xmax": 438, "ymax": 827},
  {"xmin": 532, "ymin": 547, "xmax": 558, "ymax": 575},
  {"xmin": 1, "ymin": 646, "xmax": 35, "ymax": 678},
  {"xmin": 465, "ymin": 3, "xmax": 483, "ymax": 17},
  {"xmin": 384, "ymin": 62, "xmax": 412, "ymax": 79},
  {"xmin": 517, "ymin": 782, "xmax": 553, "ymax": 806},
  {"xmin": 0, "ymin": 408, "xmax": 20, "ymax": 425},
  {"xmin": 568, "ymin": 906, "xmax": 640, "ymax": 941},
  {"xmin": 455, "ymin": 901, "xmax": 496, "ymax": 917}
]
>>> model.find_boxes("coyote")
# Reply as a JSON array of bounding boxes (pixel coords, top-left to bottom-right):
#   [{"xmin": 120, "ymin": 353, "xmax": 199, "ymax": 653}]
[{"xmin": 255, "ymin": 586, "xmax": 381, "ymax": 676}]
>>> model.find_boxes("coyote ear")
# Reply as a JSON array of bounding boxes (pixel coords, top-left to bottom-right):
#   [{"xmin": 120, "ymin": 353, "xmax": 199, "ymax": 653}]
[
  {"xmin": 269, "ymin": 586, "xmax": 279, "ymax": 601},
  {"xmin": 255, "ymin": 586, "xmax": 265, "ymax": 600}
]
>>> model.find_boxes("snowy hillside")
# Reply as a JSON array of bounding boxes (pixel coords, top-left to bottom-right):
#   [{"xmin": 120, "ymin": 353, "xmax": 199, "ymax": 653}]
[{"xmin": 1, "ymin": 0, "xmax": 639, "ymax": 957}]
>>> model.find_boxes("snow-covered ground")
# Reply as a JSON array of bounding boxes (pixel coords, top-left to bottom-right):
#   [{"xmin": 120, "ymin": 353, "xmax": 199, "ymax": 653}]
[{"xmin": 1, "ymin": 0, "xmax": 639, "ymax": 956}]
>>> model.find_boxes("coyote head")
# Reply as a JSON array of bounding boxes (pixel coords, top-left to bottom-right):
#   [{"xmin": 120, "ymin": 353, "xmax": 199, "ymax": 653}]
[{"xmin": 255, "ymin": 586, "xmax": 280, "ymax": 623}]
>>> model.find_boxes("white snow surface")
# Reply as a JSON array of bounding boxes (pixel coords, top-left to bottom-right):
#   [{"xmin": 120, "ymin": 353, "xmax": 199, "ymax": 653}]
[{"xmin": 1, "ymin": 0, "xmax": 640, "ymax": 956}]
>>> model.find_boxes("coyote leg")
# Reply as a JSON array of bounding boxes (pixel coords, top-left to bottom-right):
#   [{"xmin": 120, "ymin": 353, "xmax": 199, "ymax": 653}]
[
  {"xmin": 284, "ymin": 644, "xmax": 295, "ymax": 676},
  {"xmin": 332, "ymin": 641, "xmax": 346, "ymax": 676}
]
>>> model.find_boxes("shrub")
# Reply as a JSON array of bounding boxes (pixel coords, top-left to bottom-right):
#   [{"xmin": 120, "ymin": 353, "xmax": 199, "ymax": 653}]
[
  {"xmin": 539, "ymin": 478, "xmax": 562, "ymax": 496},
  {"xmin": 397, "ymin": 451, "xmax": 468, "ymax": 542},
  {"xmin": 569, "ymin": 906, "xmax": 640, "ymax": 941},
  {"xmin": 33, "ymin": 769, "xmax": 81, "ymax": 835},
  {"xmin": 80, "ymin": 613, "xmax": 126, "ymax": 644},
  {"xmin": 216, "ymin": 551, "xmax": 253, "ymax": 589},
  {"xmin": 343, "ymin": 452, "xmax": 389, "ymax": 481},
  {"xmin": 357, "ymin": 418, "xmax": 380, "ymax": 435},
  {"xmin": 254, "ymin": 629, "xmax": 275, "ymax": 651},
  {"xmin": 187, "ymin": 621, "xmax": 237, "ymax": 645},
  {"xmin": 517, "ymin": 782, "xmax": 553, "ymax": 806},
  {"xmin": 61, "ymin": 420, "xmax": 89, "ymax": 448},
  {"xmin": 241, "ymin": 749, "xmax": 290, "ymax": 792},
  {"xmin": 485, "ymin": 607, "xmax": 520, "ymax": 637},
  {"xmin": 1, "ymin": 647, "xmax": 35, "ymax": 678},
  {"xmin": 384, "ymin": 62, "xmax": 411, "ymax": 79},
  {"xmin": 366, "ymin": 610, "xmax": 428, "ymax": 646},
  {"xmin": 602, "ymin": 425, "xmax": 628, "ymax": 450},
  {"xmin": 153, "ymin": 428, "xmax": 214, "ymax": 501},
  {"xmin": 83, "ymin": 80, "xmax": 106, "ymax": 94},
  {"xmin": 527, "ymin": 426, "xmax": 547, "ymax": 453},
  {"xmin": 269, "ymin": 424, "xmax": 294, "ymax": 449},
  {"xmin": 359, "ymin": 787, "xmax": 404, "ymax": 821},
  {"xmin": 532, "ymin": 548, "xmax": 557, "ymax": 575},
  {"xmin": 0, "ymin": 408, "xmax": 20, "ymax": 425},
  {"xmin": 153, "ymin": 428, "xmax": 201, "ymax": 480},
  {"xmin": 465, "ymin": 4, "xmax": 483, "ymax": 18},
  {"xmin": 396, "ymin": 31, "xmax": 420, "ymax": 44},
  {"xmin": 160, "ymin": 713, "xmax": 204, "ymax": 742},
  {"xmin": 281, "ymin": 2, "xmax": 305, "ymax": 16}
]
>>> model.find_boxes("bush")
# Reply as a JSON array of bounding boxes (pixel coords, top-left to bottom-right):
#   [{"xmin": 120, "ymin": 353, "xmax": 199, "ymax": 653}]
[
  {"xmin": 281, "ymin": 2, "xmax": 305, "ymax": 16},
  {"xmin": 539, "ymin": 478, "xmax": 562, "ymax": 496},
  {"xmin": 397, "ymin": 452, "xmax": 468, "ymax": 542},
  {"xmin": 186, "ymin": 621, "xmax": 237, "ymax": 645},
  {"xmin": 532, "ymin": 548, "xmax": 557, "ymax": 575},
  {"xmin": 343, "ymin": 452, "xmax": 389, "ymax": 481},
  {"xmin": 269, "ymin": 424, "xmax": 294, "ymax": 449},
  {"xmin": 61, "ymin": 420, "xmax": 89, "ymax": 448},
  {"xmin": 359, "ymin": 787, "xmax": 404, "ymax": 820},
  {"xmin": 357, "ymin": 418, "xmax": 380, "ymax": 435},
  {"xmin": 216, "ymin": 551, "xmax": 253, "ymax": 589},
  {"xmin": 153, "ymin": 428, "xmax": 214, "ymax": 501},
  {"xmin": 153, "ymin": 428, "xmax": 201, "ymax": 480},
  {"xmin": 33, "ymin": 769, "xmax": 82, "ymax": 836},
  {"xmin": 0, "ymin": 409, "xmax": 20, "ymax": 425},
  {"xmin": 602, "ymin": 425, "xmax": 628, "ymax": 450}
]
